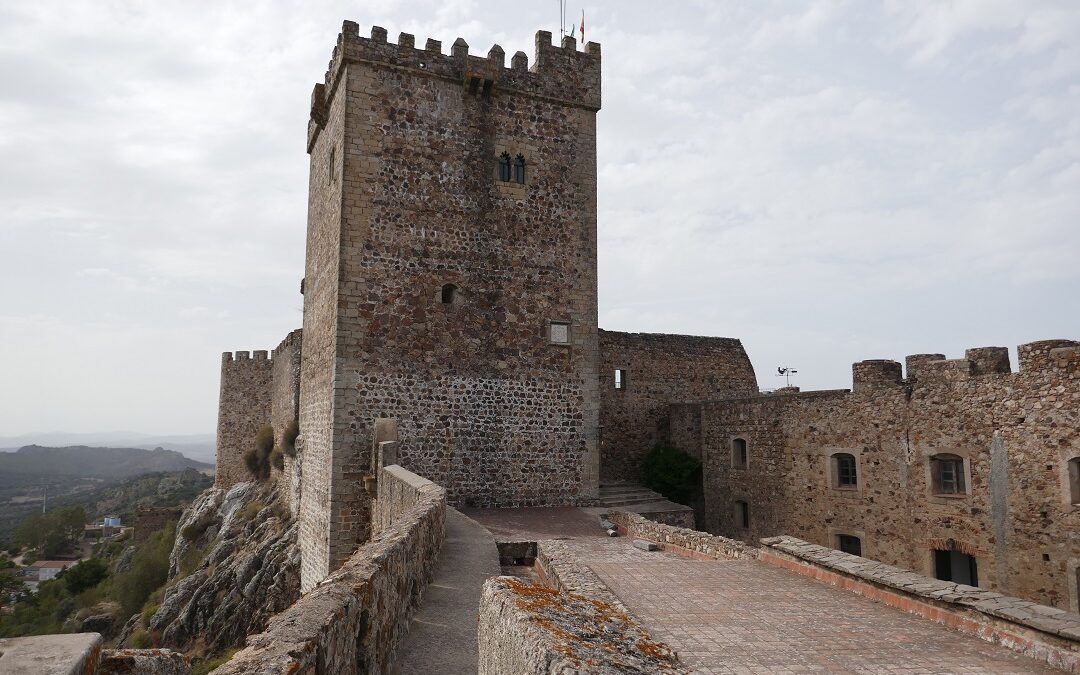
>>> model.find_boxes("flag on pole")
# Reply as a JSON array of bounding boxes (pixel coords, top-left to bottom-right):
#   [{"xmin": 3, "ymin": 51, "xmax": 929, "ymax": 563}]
[{"xmin": 580, "ymin": 10, "xmax": 585, "ymax": 43}]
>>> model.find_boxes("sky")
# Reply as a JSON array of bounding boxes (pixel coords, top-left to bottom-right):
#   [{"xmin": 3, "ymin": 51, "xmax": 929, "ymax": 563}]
[{"xmin": 0, "ymin": 0, "xmax": 1077, "ymax": 436}]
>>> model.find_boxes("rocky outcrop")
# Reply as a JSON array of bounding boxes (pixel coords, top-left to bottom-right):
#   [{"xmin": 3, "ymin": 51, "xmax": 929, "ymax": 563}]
[
  {"xmin": 100, "ymin": 648, "xmax": 191, "ymax": 674},
  {"xmin": 144, "ymin": 481, "xmax": 300, "ymax": 656}
]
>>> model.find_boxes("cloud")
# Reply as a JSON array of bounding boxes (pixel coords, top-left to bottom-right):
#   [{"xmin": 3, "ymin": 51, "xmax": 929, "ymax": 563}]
[{"xmin": 0, "ymin": 1, "xmax": 1077, "ymax": 433}]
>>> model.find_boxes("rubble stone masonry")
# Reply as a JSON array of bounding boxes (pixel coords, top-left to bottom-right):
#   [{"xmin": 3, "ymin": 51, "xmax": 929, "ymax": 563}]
[
  {"xmin": 297, "ymin": 22, "xmax": 603, "ymax": 589},
  {"xmin": 598, "ymin": 329, "xmax": 757, "ymax": 481},
  {"xmin": 675, "ymin": 340, "xmax": 1080, "ymax": 610},
  {"xmin": 215, "ymin": 351, "xmax": 272, "ymax": 489}
]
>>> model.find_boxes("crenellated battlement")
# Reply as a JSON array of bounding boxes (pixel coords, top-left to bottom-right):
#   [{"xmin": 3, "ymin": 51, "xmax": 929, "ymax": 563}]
[
  {"xmin": 222, "ymin": 349, "xmax": 273, "ymax": 364},
  {"xmin": 309, "ymin": 21, "xmax": 601, "ymax": 134}
]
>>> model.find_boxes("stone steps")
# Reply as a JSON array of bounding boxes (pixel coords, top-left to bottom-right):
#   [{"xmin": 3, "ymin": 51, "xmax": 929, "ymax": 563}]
[{"xmin": 598, "ymin": 482, "xmax": 669, "ymax": 508}]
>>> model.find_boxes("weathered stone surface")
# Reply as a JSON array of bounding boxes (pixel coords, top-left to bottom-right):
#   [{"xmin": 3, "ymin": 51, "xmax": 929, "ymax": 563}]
[
  {"xmin": 212, "ymin": 465, "xmax": 445, "ymax": 675},
  {"xmin": 608, "ymin": 509, "xmax": 754, "ymax": 560},
  {"xmin": 633, "ymin": 539, "xmax": 658, "ymax": 551},
  {"xmin": 99, "ymin": 649, "xmax": 190, "ymax": 674},
  {"xmin": 478, "ymin": 577, "xmax": 688, "ymax": 674},
  {"xmin": 137, "ymin": 481, "xmax": 299, "ymax": 656},
  {"xmin": 0, "ymin": 633, "xmax": 101, "ymax": 675},
  {"xmin": 684, "ymin": 341, "xmax": 1080, "ymax": 609}
]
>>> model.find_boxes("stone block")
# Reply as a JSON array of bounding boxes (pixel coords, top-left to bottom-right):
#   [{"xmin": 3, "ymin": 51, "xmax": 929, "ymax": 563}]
[
  {"xmin": 0, "ymin": 633, "xmax": 102, "ymax": 675},
  {"xmin": 633, "ymin": 539, "xmax": 658, "ymax": 551}
]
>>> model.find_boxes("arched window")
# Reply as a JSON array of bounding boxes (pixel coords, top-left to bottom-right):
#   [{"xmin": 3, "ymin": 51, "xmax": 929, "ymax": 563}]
[
  {"xmin": 498, "ymin": 152, "xmax": 511, "ymax": 181},
  {"xmin": 930, "ymin": 454, "xmax": 966, "ymax": 495},
  {"xmin": 440, "ymin": 284, "xmax": 458, "ymax": 305},
  {"xmin": 513, "ymin": 154, "xmax": 526, "ymax": 184},
  {"xmin": 832, "ymin": 453, "xmax": 857, "ymax": 489},
  {"xmin": 731, "ymin": 438, "xmax": 748, "ymax": 469},
  {"xmin": 1069, "ymin": 457, "xmax": 1080, "ymax": 505}
]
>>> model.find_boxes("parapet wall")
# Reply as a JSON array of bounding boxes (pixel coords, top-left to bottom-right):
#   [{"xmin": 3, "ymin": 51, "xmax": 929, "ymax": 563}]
[
  {"xmin": 598, "ymin": 329, "xmax": 757, "ymax": 482},
  {"xmin": 682, "ymin": 338, "xmax": 1080, "ymax": 610},
  {"xmin": 215, "ymin": 350, "xmax": 273, "ymax": 489},
  {"xmin": 606, "ymin": 509, "xmax": 754, "ymax": 560},
  {"xmin": 214, "ymin": 464, "xmax": 445, "ymax": 675},
  {"xmin": 761, "ymin": 536, "xmax": 1080, "ymax": 672},
  {"xmin": 310, "ymin": 21, "xmax": 601, "ymax": 150},
  {"xmin": 477, "ymin": 577, "xmax": 687, "ymax": 675}
]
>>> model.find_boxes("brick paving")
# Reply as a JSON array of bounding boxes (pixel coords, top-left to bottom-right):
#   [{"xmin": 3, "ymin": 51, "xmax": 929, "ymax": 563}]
[
  {"xmin": 464, "ymin": 507, "xmax": 1059, "ymax": 673},
  {"xmin": 582, "ymin": 541, "xmax": 1057, "ymax": 674}
]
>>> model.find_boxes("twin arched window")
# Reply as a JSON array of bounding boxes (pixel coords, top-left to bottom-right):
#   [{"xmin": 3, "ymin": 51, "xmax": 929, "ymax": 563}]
[{"xmin": 498, "ymin": 152, "xmax": 526, "ymax": 184}]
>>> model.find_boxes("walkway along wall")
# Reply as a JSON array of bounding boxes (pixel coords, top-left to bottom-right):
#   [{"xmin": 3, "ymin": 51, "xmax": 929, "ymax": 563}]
[{"xmin": 675, "ymin": 340, "xmax": 1080, "ymax": 610}]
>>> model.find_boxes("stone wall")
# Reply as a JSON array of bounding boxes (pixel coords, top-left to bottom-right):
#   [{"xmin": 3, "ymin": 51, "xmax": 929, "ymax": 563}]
[
  {"xmin": 606, "ymin": 509, "xmax": 754, "ymax": 560},
  {"xmin": 681, "ymin": 340, "xmax": 1080, "ymax": 610},
  {"xmin": 761, "ymin": 536, "xmax": 1080, "ymax": 672},
  {"xmin": 598, "ymin": 330, "xmax": 757, "ymax": 482},
  {"xmin": 133, "ymin": 506, "xmax": 182, "ymax": 544},
  {"xmin": 477, "ymin": 577, "xmax": 687, "ymax": 675},
  {"xmin": 298, "ymin": 22, "xmax": 603, "ymax": 588},
  {"xmin": 215, "ymin": 351, "xmax": 273, "ymax": 489},
  {"xmin": 270, "ymin": 329, "xmax": 303, "ymax": 514},
  {"xmin": 214, "ymin": 464, "xmax": 445, "ymax": 674}
]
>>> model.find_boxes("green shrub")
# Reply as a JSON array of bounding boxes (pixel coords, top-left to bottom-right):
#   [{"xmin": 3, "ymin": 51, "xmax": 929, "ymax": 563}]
[
  {"xmin": 281, "ymin": 420, "xmax": 300, "ymax": 457},
  {"xmin": 641, "ymin": 444, "xmax": 702, "ymax": 506},
  {"xmin": 141, "ymin": 601, "xmax": 159, "ymax": 624},
  {"xmin": 107, "ymin": 523, "xmax": 174, "ymax": 617},
  {"xmin": 269, "ymin": 446, "xmax": 284, "ymax": 472},
  {"xmin": 62, "ymin": 558, "xmax": 108, "ymax": 595},
  {"xmin": 244, "ymin": 425, "xmax": 275, "ymax": 481},
  {"xmin": 192, "ymin": 649, "xmax": 238, "ymax": 675},
  {"xmin": 131, "ymin": 628, "xmax": 152, "ymax": 648},
  {"xmin": 239, "ymin": 502, "xmax": 264, "ymax": 521}
]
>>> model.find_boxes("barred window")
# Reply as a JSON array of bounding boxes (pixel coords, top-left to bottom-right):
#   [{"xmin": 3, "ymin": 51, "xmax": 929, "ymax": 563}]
[
  {"xmin": 931, "ymin": 454, "xmax": 966, "ymax": 495},
  {"xmin": 834, "ymin": 453, "xmax": 857, "ymax": 489}
]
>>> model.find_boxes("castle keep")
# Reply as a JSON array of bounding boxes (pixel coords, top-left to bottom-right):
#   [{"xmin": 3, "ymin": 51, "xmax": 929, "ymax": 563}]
[{"xmin": 214, "ymin": 21, "xmax": 1080, "ymax": 608}]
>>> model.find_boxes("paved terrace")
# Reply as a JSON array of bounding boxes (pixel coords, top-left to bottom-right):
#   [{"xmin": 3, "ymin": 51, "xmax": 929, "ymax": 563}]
[{"xmin": 462, "ymin": 507, "xmax": 1058, "ymax": 674}]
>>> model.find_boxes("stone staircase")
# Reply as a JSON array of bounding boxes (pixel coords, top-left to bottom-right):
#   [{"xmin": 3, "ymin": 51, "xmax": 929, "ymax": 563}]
[{"xmin": 599, "ymin": 481, "xmax": 671, "ymax": 508}]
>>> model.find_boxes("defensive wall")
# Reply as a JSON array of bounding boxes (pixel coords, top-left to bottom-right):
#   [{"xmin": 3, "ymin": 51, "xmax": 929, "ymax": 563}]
[
  {"xmin": 214, "ymin": 350, "xmax": 272, "ymax": 489},
  {"xmin": 670, "ymin": 339, "xmax": 1080, "ymax": 610},
  {"xmin": 598, "ymin": 329, "xmax": 758, "ymax": 482},
  {"xmin": 298, "ymin": 22, "xmax": 603, "ymax": 590},
  {"xmin": 214, "ymin": 331, "xmax": 302, "ymax": 493}
]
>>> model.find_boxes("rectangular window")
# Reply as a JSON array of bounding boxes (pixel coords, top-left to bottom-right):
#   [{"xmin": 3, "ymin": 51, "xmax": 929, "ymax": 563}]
[
  {"xmin": 836, "ymin": 534, "xmax": 862, "ymax": 556},
  {"xmin": 614, "ymin": 369, "xmax": 627, "ymax": 390},
  {"xmin": 734, "ymin": 500, "xmax": 749, "ymax": 529},
  {"xmin": 549, "ymin": 321, "xmax": 570, "ymax": 345},
  {"xmin": 835, "ymin": 453, "xmax": 857, "ymax": 489},
  {"xmin": 931, "ymin": 455, "xmax": 966, "ymax": 495},
  {"xmin": 731, "ymin": 438, "xmax": 748, "ymax": 469}
]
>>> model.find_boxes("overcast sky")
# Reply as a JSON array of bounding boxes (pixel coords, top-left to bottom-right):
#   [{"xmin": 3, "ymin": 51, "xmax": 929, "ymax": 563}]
[{"xmin": 1, "ymin": 1, "xmax": 1077, "ymax": 436}]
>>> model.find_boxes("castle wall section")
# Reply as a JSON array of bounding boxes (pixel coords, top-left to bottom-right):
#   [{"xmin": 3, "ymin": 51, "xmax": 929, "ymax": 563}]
[
  {"xmin": 215, "ymin": 351, "xmax": 273, "ymax": 489},
  {"xmin": 683, "ymin": 340, "xmax": 1080, "ymax": 609},
  {"xmin": 299, "ymin": 23, "xmax": 602, "ymax": 588},
  {"xmin": 271, "ymin": 329, "xmax": 303, "ymax": 514},
  {"xmin": 598, "ymin": 330, "xmax": 757, "ymax": 482}
]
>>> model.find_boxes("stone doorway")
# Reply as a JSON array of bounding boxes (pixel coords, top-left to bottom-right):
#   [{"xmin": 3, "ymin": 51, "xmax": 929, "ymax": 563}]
[{"xmin": 934, "ymin": 549, "xmax": 978, "ymax": 587}]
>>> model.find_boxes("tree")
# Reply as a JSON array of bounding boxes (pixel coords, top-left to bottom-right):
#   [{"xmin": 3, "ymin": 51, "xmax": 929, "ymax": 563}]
[{"xmin": 62, "ymin": 558, "xmax": 108, "ymax": 595}]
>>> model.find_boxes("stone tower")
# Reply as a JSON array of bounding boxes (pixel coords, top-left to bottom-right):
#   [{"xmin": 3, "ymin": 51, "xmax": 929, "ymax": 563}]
[{"xmin": 298, "ymin": 22, "xmax": 602, "ymax": 589}]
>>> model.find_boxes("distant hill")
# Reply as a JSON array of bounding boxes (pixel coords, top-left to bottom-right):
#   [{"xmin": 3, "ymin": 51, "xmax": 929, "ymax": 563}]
[
  {"xmin": 0, "ymin": 445, "xmax": 214, "ymax": 543},
  {"xmin": 0, "ymin": 445, "xmax": 213, "ymax": 478},
  {"xmin": 0, "ymin": 432, "xmax": 215, "ymax": 464}
]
